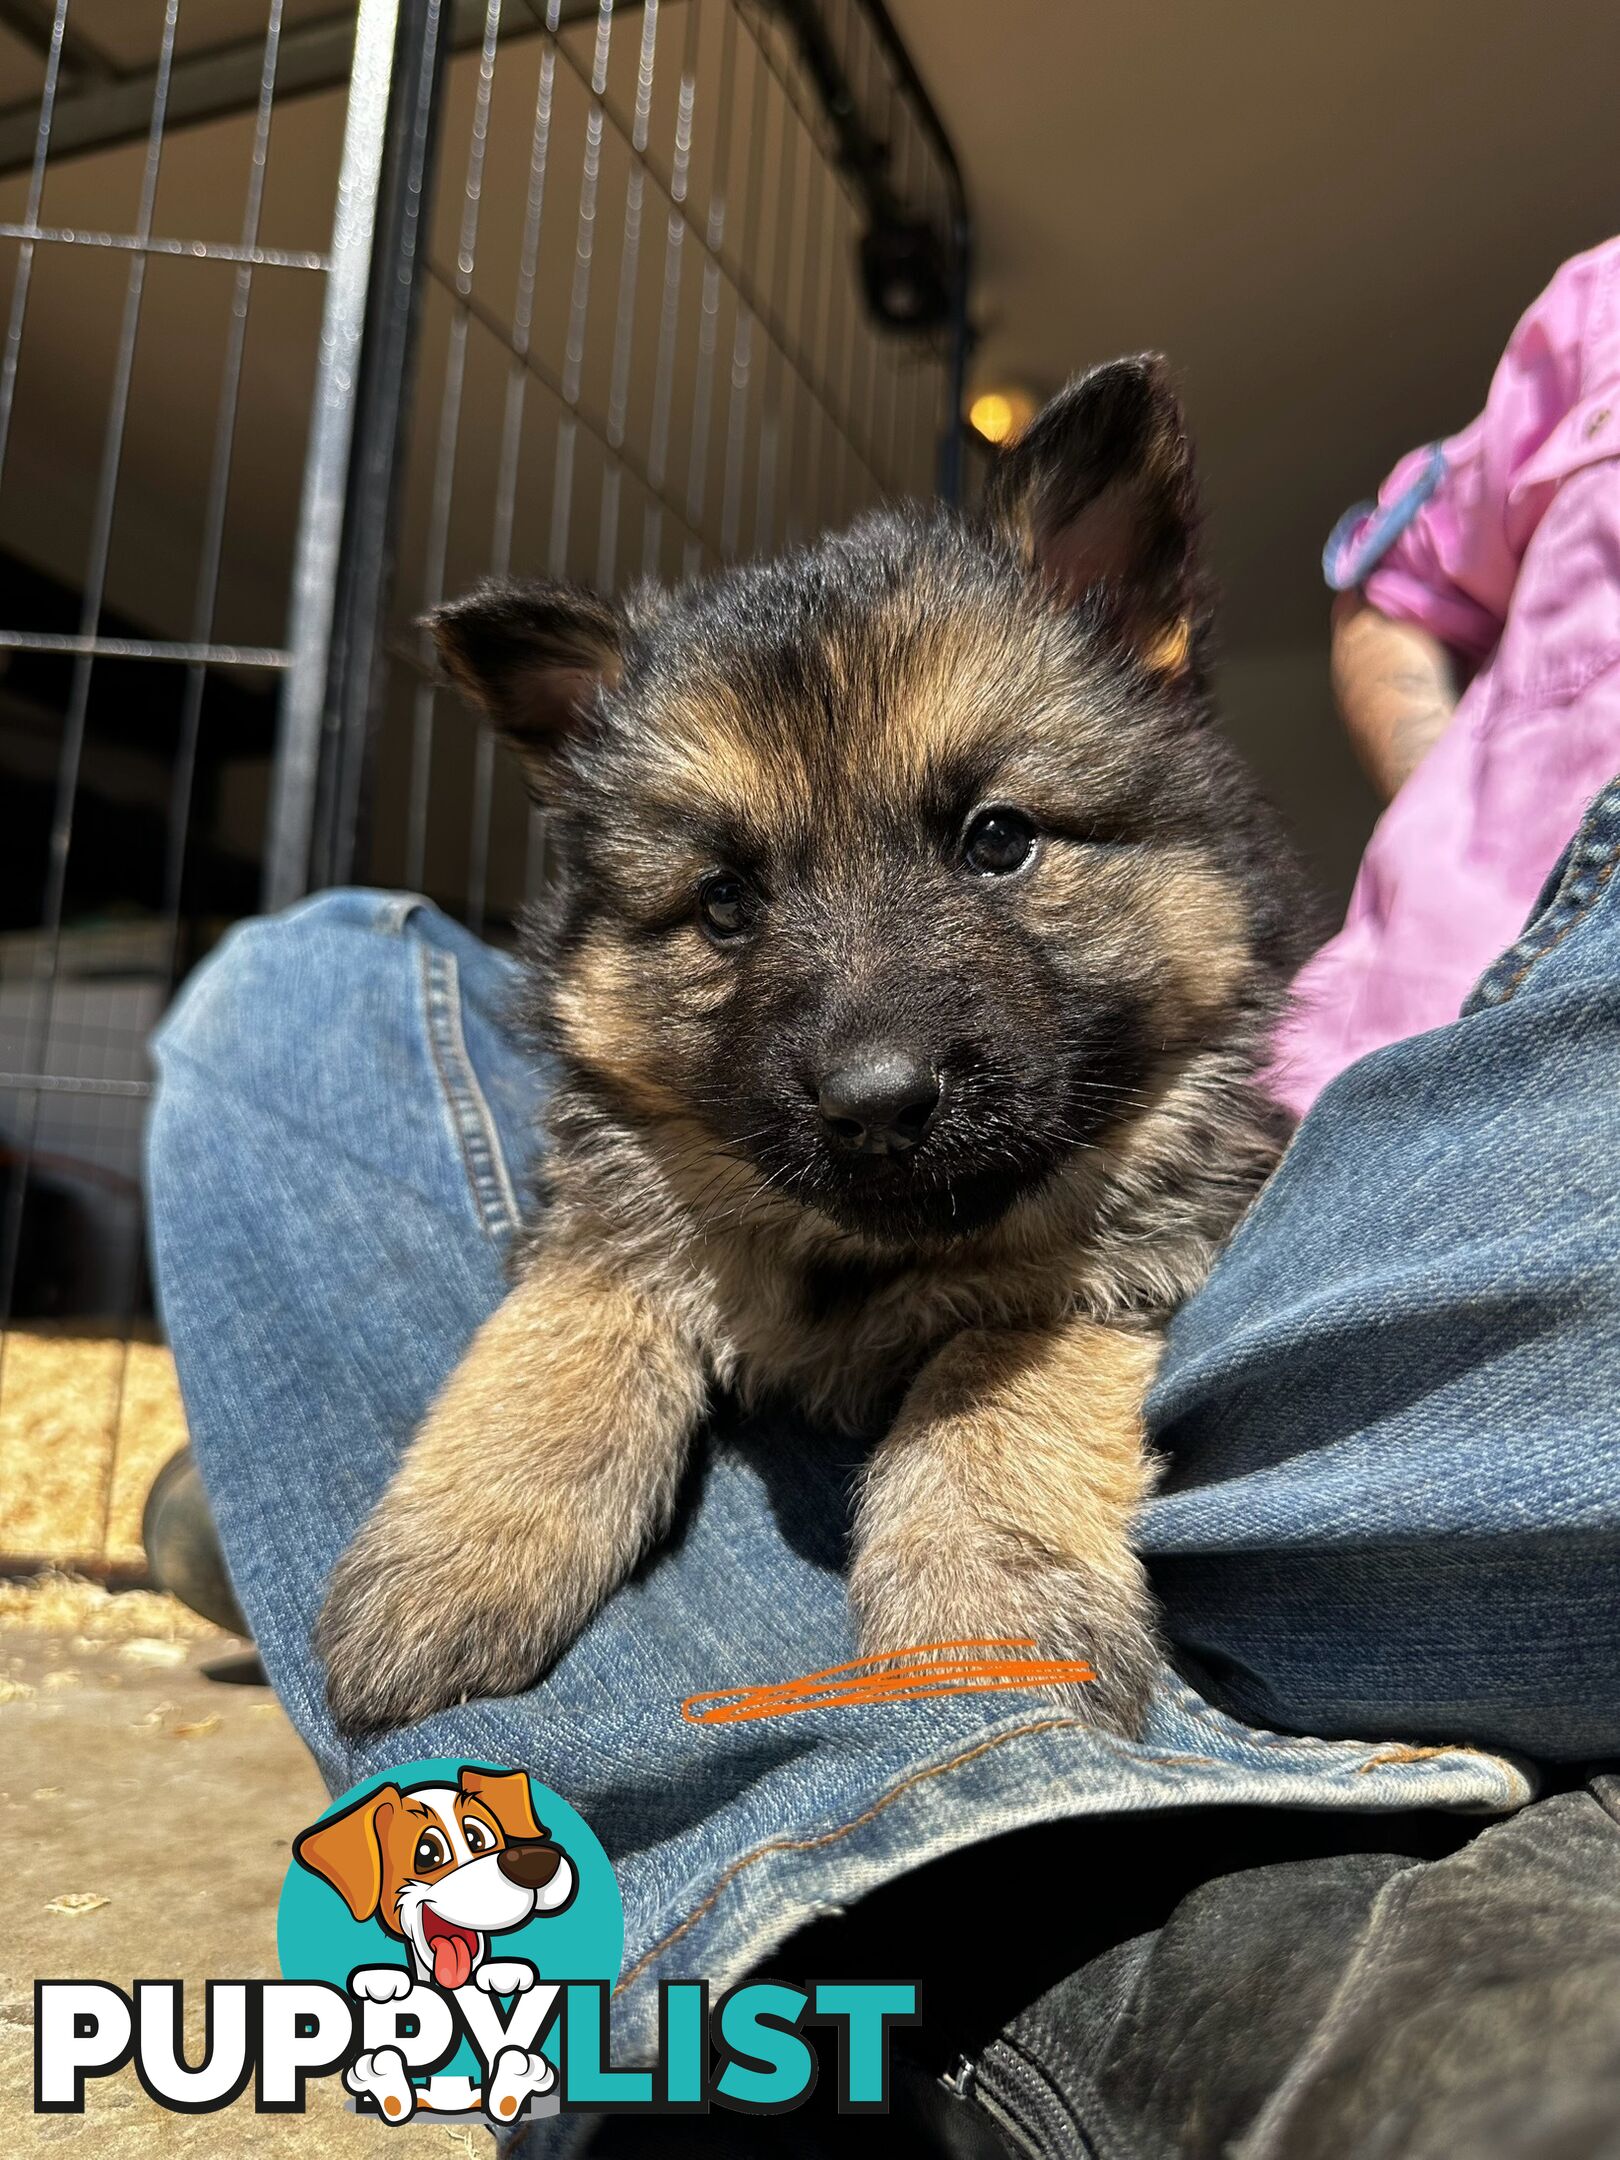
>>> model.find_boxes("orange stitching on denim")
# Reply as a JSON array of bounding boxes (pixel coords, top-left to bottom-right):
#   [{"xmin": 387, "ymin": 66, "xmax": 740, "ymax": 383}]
[
  {"xmin": 1355, "ymin": 1743, "xmax": 1490, "ymax": 1773},
  {"xmin": 613, "ymin": 1715, "xmax": 1086, "ymax": 1996}
]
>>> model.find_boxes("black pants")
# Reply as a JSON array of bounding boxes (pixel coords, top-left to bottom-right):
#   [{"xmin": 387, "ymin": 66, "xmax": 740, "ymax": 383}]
[
  {"xmin": 588, "ymin": 1779, "xmax": 1620, "ymax": 2160},
  {"xmin": 964, "ymin": 1779, "xmax": 1620, "ymax": 2160}
]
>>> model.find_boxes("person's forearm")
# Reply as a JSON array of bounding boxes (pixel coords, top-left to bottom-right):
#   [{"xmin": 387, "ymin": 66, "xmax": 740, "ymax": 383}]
[{"xmin": 1330, "ymin": 591, "xmax": 1459, "ymax": 801}]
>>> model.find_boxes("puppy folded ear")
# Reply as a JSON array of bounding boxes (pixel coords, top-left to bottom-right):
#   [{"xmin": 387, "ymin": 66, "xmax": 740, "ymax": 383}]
[
  {"xmin": 293, "ymin": 1784, "xmax": 400, "ymax": 1922},
  {"xmin": 426, "ymin": 578, "xmax": 623, "ymax": 798},
  {"xmin": 459, "ymin": 1764, "xmax": 547, "ymax": 1842},
  {"xmin": 984, "ymin": 354, "xmax": 1203, "ymax": 679}
]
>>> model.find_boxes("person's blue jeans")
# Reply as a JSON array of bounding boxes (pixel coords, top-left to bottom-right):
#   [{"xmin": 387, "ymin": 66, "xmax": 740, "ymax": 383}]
[{"xmin": 145, "ymin": 781, "xmax": 1620, "ymax": 2072}]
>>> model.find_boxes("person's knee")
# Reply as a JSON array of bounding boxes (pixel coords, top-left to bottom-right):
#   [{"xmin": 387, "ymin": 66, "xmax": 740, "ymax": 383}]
[{"xmin": 152, "ymin": 889, "xmax": 426, "ymax": 1075}]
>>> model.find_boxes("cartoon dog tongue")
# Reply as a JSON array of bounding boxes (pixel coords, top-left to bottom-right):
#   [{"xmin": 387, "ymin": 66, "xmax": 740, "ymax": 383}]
[{"xmin": 425, "ymin": 1917, "xmax": 475, "ymax": 1990}]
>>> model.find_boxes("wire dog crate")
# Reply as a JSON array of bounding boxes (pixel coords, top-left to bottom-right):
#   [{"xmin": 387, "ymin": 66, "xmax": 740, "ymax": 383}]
[{"xmin": 0, "ymin": 0, "xmax": 971, "ymax": 1571}]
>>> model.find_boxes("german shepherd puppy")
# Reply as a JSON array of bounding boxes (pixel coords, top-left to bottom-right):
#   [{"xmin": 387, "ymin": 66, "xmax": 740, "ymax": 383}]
[{"xmin": 318, "ymin": 357, "xmax": 1304, "ymax": 1739}]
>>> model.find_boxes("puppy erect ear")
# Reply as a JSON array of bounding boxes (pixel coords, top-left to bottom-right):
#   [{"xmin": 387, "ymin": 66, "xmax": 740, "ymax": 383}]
[
  {"xmin": 459, "ymin": 1765, "xmax": 547, "ymax": 1842},
  {"xmin": 984, "ymin": 354, "xmax": 1202, "ymax": 678},
  {"xmin": 292, "ymin": 1784, "xmax": 400, "ymax": 1922},
  {"xmin": 427, "ymin": 578, "xmax": 623, "ymax": 798}
]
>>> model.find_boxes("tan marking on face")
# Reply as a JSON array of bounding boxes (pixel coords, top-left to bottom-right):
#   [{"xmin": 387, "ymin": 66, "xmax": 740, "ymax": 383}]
[
  {"xmin": 857, "ymin": 605, "xmax": 1031, "ymax": 794},
  {"xmin": 1022, "ymin": 843, "xmax": 1247, "ymax": 1034},
  {"xmin": 608, "ymin": 837, "xmax": 714, "ymax": 925},
  {"xmin": 1141, "ymin": 856, "xmax": 1250, "ymax": 1030},
  {"xmin": 553, "ymin": 932, "xmax": 687, "ymax": 1118},
  {"xmin": 645, "ymin": 685, "xmax": 807, "ymax": 834},
  {"xmin": 1023, "ymin": 838, "xmax": 1134, "ymax": 916},
  {"xmin": 631, "ymin": 601, "xmax": 1052, "ymax": 866},
  {"xmin": 554, "ymin": 922, "xmax": 740, "ymax": 1117},
  {"xmin": 1015, "ymin": 845, "xmax": 1158, "ymax": 1002}
]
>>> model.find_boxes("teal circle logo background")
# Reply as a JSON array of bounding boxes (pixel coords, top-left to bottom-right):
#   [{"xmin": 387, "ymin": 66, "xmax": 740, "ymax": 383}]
[{"xmin": 277, "ymin": 1756, "xmax": 623, "ymax": 2076}]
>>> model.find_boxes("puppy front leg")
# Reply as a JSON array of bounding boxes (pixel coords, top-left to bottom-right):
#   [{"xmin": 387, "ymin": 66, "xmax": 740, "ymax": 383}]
[
  {"xmin": 317, "ymin": 1243, "xmax": 706, "ymax": 1735},
  {"xmin": 848, "ymin": 1318, "xmax": 1163, "ymax": 1736}
]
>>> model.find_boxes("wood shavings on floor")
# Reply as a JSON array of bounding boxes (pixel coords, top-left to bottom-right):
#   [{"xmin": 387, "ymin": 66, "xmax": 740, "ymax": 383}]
[
  {"xmin": 0, "ymin": 1327, "xmax": 187, "ymax": 1568},
  {"xmin": 0, "ymin": 1570, "xmax": 225, "ymax": 1642}
]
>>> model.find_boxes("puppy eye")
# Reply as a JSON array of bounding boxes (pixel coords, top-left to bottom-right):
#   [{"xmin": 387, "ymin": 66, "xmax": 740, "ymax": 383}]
[
  {"xmin": 697, "ymin": 871, "xmax": 756, "ymax": 942},
  {"xmin": 413, "ymin": 1830, "xmax": 449, "ymax": 1872},
  {"xmin": 961, "ymin": 808, "xmax": 1038, "ymax": 877},
  {"xmin": 464, "ymin": 1820, "xmax": 492, "ymax": 1853}
]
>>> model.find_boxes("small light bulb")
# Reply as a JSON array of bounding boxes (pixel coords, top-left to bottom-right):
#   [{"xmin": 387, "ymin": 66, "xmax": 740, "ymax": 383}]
[
  {"xmin": 970, "ymin": 392, "xmax": 1014, "ymax": 443},
  {"xmin": 968, "ymin": 388, "xmax": 1036, "ymax": 446}
]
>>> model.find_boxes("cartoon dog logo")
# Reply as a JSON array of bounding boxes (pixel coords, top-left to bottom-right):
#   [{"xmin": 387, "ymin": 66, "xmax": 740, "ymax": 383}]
[{"xmin": 294, "ymin": 1764, "xmax": 574, "ymax": 2123}]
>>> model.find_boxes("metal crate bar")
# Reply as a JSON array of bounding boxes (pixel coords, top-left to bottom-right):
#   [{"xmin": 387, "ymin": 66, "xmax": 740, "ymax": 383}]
[
  {"xmin": 0, "ymin": 0, "xmax": 183, "ymax": 1345},
  {"xmin": 0, "ymin": 224, "xmax": 327, "ymax": 269},
  {"xmin": 0, "ymin": 0, "xmax": 603, "ymax": 178},
  {"xmin": 0, "ymin": 630, "xmax": 291, "ymax": 665},
  {"xmin": 0, "ymin": 1073, "xmax": 155, "ymax": 1099}
]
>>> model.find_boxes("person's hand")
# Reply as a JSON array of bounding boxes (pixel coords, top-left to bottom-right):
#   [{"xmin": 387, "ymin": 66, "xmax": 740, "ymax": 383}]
[{"xmin": 1330, "ymin": 590, "xmax": 1459, "ymax": 801}]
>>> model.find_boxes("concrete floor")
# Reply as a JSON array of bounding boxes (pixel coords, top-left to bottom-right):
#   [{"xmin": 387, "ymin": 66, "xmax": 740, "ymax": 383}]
[{"xmin": 1, "ymin": 1593, "xmax": 487, "ymax": 2156}]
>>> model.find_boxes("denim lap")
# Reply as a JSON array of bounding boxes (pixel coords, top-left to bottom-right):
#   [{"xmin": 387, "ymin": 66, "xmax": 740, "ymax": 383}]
[
  {"xmin": 1143, "ymin": 779, "xmax": 1620, "ymax": 1758},
  {"xmin": 143, "ymin": 789, "xmax": 1620, "ymax": 2061}
]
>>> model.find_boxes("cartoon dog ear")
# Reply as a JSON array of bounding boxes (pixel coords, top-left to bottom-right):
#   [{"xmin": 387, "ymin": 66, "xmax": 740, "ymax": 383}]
[
  {"xmin": 426, "ymin": 578, "xmax": 623, "ymax": 800},
  {"xmin": 983, "ymin": 354, "xmax": 1204, "ymax": 679},
  {"xmin": 292, "ymin": 1784, "xmax": 400, "ymax": 1922},
  {"xmin": 459, "ymin": 1765, "xmax": 547, "ymax": 1843}
]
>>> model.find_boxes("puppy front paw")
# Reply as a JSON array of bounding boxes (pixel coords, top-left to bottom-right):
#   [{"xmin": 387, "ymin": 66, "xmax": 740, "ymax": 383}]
[
  {"xmin": 849, "ymin": 1536, "xmax": 1162, "ymax": 1740},
  {"xmin": 314, "ymin": 1511, "xmax": 587, "ymax": 1737}
]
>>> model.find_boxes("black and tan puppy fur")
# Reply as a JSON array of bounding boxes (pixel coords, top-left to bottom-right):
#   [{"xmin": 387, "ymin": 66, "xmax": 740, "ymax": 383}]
[{"xmin": 317, "ymin": 356, "xmax": 1306, "ymax": 1740}]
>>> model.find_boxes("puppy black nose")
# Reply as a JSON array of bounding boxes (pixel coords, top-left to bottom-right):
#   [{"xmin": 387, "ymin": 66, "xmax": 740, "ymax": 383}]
[{"xmin": 817, "ymin": 1050, "xmax": 941, "ymax": 1154}]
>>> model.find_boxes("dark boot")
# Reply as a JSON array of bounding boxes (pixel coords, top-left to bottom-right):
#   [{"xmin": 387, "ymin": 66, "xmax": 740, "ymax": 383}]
[{"xmin": 141, "ymin": 1447, "xmax": 251, "ymax": 1640}]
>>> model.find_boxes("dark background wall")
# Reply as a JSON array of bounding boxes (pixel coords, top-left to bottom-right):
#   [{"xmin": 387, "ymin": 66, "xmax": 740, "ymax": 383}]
[{"xmin": 894, "ymin": 0, "xmax": 1620, "ymax": 902}]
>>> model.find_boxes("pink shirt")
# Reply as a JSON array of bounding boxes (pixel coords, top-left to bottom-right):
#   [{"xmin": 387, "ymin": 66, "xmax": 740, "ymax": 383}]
[{"xmin": 1269, "ymin": 236, "xmax": 1620, "ymax": 1116}]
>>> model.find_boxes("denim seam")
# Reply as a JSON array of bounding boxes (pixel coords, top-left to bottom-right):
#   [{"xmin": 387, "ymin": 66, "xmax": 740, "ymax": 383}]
[
  {"xmin": 1164, "ymin": 1682, "xmax": 1353, "ymax": 1756},
  {"xmin": 1169, "ymin": 1682, "xmax": 1359, "ymax": 1755},
  {"xmin": 1484, "ymin": 833, "xmax": 1620, "ymax": 1007},
  {"xmin": 615, "ymin": 1710, "xmax": 1523, "ymax": 2004},
  {"xmin": 379, "ymin": 893, "xmax": 427, "ymax": 935},
  {"xmin": 614, "ymin": 1714, "xmax": 1088, "ymax": 1995},
  {"xmin": 418, "ymin": 942, "xmax": 522, "ymax": 1239},
  {"xmin": 1162, "ymin": 1678, "xmax": 1522, "ymax": 1786}
]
